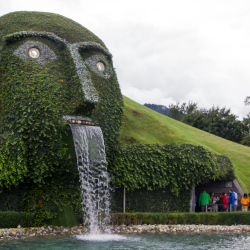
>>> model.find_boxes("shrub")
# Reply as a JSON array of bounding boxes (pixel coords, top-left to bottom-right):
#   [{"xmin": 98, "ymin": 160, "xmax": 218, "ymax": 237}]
[
  {"xmin": 111, "ymin": 212, "xmax": 250, "ymax": 226},
  {"xmin": 0, "ymin": 211, "xmax": 33, "ymax": 228}
]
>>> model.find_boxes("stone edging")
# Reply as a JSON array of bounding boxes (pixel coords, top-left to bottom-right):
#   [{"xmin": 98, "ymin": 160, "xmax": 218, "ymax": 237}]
[{"xmin": 1, "ymin": 224, "xmax": 250, "ymax": 239}]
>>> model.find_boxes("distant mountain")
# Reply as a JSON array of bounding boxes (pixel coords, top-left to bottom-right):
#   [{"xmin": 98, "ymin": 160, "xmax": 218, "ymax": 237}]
[{"xmin": 144, "ymin": 103, "xmax": 170, "ymax": 116}]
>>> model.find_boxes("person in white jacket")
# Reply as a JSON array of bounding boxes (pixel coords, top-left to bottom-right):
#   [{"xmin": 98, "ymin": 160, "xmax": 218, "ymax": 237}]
[{"xmin": 234, "ymin": 191, "xmax": 238, "ymax": 210}]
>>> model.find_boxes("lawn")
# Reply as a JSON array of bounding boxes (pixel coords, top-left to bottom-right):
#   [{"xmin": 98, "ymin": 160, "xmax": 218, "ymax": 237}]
[{"xmin": 119, "ymin": 96, "xmax": 250, "ymax": 192}]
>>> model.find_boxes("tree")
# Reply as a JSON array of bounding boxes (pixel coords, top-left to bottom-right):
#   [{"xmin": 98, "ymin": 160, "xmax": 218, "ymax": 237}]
[
  {"xmin": 168, "ymin": 102, "xmax": 248, "ymax": 144},
  {"xmin": 244, "ymin": 96, "xmax": 250, "ymax": 106},
  {"xmin": 201, "ymin": 106, "xmax": 247, "ymax": 143},
  {"xmin": 241, "ymin": 132, "xmax": 250, "ymax": 146},
  {"xmin": 168, "ymin": 101, "xmax": 199, "ymax": 121},
  {"xmin": 240, "ymin": 97, "xmax": 250, "ymax": 146}
]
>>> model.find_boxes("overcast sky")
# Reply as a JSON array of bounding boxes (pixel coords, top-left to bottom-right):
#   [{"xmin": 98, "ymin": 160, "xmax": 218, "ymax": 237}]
[{"xmin": 1, "ymin": 0, "xmax": 250, "ymax": 119}]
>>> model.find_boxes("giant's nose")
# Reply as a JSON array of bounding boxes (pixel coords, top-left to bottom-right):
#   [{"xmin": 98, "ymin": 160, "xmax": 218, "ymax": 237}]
[{"xmin": 68, "ymin": 44, "xmax": 98, "ymax": 104}]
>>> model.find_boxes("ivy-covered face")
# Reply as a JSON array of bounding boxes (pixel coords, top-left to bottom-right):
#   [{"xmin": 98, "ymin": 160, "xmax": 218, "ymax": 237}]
[{"xmin": 0, "ymin": 12, "xmax": 123, "ymax": 188}]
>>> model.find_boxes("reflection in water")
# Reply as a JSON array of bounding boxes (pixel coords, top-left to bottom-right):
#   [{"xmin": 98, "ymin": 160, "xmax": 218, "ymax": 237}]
[{"xmin": 1, "ymin": 233, "xmax": 250, "ymax": 250}]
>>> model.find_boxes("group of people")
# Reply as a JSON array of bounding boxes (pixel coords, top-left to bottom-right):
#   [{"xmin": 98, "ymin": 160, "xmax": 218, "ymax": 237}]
[{"xmin": 197, "ymin": 188, "xmax": 250, "ymax": 212}]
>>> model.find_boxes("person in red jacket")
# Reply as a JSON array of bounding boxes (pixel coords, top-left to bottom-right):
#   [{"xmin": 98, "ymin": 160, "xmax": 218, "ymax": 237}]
[{"xmin": 221, "ymin": 192, "xmax": 228, "ymax": 212}]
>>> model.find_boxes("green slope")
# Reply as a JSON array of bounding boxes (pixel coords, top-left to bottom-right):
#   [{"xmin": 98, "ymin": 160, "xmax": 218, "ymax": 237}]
[{"xmin": 120, "ymin": 96, "xmax": 250, "ymax": 192}]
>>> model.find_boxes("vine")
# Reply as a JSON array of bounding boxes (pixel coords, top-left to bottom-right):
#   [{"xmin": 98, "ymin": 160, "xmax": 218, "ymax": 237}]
[
  {"xmin": 110, "ymin": 144, "xmax": 234, "ymax": 196},
  {"xmin": 0, "ymin": 11, "xmax": 235, "ymax": 223},
  {"xmin": 0, "ymin": 11, "xmax": 123, "ymax": 225}
]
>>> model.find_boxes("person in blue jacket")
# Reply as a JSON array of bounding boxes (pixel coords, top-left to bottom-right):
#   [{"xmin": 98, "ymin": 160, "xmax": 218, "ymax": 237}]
[{"xmin": 228, "ymin": 188, "xmax": 235, "ymax": 212}]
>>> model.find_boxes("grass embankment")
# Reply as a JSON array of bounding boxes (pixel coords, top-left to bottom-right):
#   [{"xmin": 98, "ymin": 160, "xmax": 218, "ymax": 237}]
[{"xmin": 119, "ymin": 96, "xmax": 250, "ymax": 192}]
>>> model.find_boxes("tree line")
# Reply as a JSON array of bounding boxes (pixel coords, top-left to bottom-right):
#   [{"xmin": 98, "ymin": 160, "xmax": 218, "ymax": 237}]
[{"xmin": 167, "ymin": 96, "xmax": 250, "ymax": 146}]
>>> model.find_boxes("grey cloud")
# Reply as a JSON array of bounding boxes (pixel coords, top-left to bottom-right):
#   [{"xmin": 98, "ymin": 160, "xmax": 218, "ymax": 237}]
[{"xmin": 1, "ymin": 0, "xmax": 250, "ymax": 119}]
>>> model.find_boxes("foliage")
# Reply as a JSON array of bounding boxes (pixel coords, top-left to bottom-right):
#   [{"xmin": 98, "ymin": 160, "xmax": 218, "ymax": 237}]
[
  {"xmin": 0, "ymin": 11, "xmax": 240, "ymax": 226},
  {"xmin": 242, "ymin": 97, "xmax": 250, "ymax": 146},
  {"xmin": 110, "ymin": 144, "xmax": 234, "ymax": 196},
  {"xmin": 111, "ymin": 212, "xmax": 250, "ymax": 226},
  {"xmin": 167, "ymin": 101, "xmax": 248, "ymax": 143},
  {"xmin": 0, "ymin": 53, "xmax": 67, "ymax": 188},
  {"xmin": 111, "ymin": 187, "xmax": 191, "ymax": 213},
  {"xmin": 0, "ymin": 11, "xmax": 123, "ymax": 225},
  {"xmin": 241, "ymin": 132, "xmax": 250, "ymax": 146},
  {"xmin": 120, "ymin": 97, "xmax": 250, "ymax": 193},
  {"xmin": 0, "ymin": 11, "xmax": 107, "ymax": 47},
  {"xmin": 0, "ymin": 11, "xmax": 124, "ymax": 161},
  {"xmin": 22, "ymin": 154, "xmax": 82, "ymax": 226},
  {"xmin": 168, "ymin": 101, "xmax": 199, "ymax": 121},
  {"xmin": 245, "ymin": 96, "xmax": 250, "ymax": 106},
  {"xmin": 0, "ymin": 187, "xmax": 25, "ymax": 211},
  {"xmin": 0, "ymin": 211, "xmax": 33, "ymax": 228}
]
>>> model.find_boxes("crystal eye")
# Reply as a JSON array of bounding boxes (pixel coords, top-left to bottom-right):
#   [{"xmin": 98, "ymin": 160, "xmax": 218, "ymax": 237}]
[
  {"xmin": 14, "ymin": 41, "xmax": 57, "ymax": 64},
  {"xmin": 29, "ymin": 48, "xmax": 40, "ymax": 58},
  {"xmin": 97, "ymin": 62, "xmax": 105, "ymax": 71},
  {"xmin": 84, "ymin": 55, "xmax": 112, "ymax": 79}
]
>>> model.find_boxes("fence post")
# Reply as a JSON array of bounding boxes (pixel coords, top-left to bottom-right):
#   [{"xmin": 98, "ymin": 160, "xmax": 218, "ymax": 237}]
[{"xmin": 123, "ymin": 186, "xmax": 126, "ymax": 213}]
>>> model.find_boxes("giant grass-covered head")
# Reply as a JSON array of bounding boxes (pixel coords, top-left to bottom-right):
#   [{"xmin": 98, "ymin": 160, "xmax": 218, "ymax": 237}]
[{"xmin": 0, "ymin": 11, "xmax": 123, "ymax": 187}]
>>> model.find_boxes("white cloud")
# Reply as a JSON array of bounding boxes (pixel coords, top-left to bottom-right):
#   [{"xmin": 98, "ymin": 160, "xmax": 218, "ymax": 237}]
[{"xmin": 1, "ymin": 0, "xmax": 250, "ymax": 119}]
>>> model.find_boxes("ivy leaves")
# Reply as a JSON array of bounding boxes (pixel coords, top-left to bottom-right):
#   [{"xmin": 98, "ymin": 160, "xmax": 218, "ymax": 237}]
[
  {"xmin": 110, "ymin": 144, "xmax": 234, "ymax": 196},
  {"xmin": 0, "ymin": 54, "xmax": 66, "ymax": 188}
]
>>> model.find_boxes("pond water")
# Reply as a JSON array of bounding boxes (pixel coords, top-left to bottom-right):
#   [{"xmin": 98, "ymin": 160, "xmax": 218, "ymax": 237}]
[{"xmin": 1, "ymin": 233, "xmax": 250, "ymax": 250}]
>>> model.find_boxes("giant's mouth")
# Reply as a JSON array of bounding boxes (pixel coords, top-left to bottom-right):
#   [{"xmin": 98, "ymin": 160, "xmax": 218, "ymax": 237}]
[{"xmin": 63, "ymin": 115, "xmax": 95, "ymax": 126}]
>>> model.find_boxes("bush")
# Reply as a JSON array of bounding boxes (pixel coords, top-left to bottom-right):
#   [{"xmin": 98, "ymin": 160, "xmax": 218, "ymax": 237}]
[
  {"xmin": 111, "ymin": 212, "xmax": 250, "ymax": 226},
  {"xmin": 0, "ymin": 211, "xmax": 33, "ymax": 228},
  {"xmin": 110, "ymin": 144, "xmax": 234, "ymax": 197}
]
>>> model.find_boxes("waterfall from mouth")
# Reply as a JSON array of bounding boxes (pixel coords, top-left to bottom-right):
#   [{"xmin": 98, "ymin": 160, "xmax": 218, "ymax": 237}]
[{"xmin": 69, "ymin": 124, "xmax": 111, "ymax": 234}]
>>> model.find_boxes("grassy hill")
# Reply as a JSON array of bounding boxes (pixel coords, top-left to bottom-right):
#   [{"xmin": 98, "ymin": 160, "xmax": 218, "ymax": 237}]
[{"xmin": 119, "ymin": 96, "xmax": 250, "ymax": 192}]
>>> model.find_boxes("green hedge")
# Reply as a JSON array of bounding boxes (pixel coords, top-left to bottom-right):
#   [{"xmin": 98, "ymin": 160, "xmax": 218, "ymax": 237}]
[
  {"xmin": 111, "ymin": 212, "xmax": 250, "ymax": 226},
  {"xmin": 0, "ymin": 211, "xmax": 33, "ymax": 228},
  {"xmin": 110, "ymin": 144, "xmax": 234, "ymax": 195}
]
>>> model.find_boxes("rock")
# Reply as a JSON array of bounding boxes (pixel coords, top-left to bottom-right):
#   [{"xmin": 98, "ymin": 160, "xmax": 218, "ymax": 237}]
[{"xmin": 2, "ymin": 224, "xmax": 250, "ymax": 239}]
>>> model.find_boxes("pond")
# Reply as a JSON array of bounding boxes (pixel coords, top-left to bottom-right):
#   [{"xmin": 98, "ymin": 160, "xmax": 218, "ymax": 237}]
[{"xmin": 1, "ymin": 233, "xmax": 250, "ymax": 250}]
